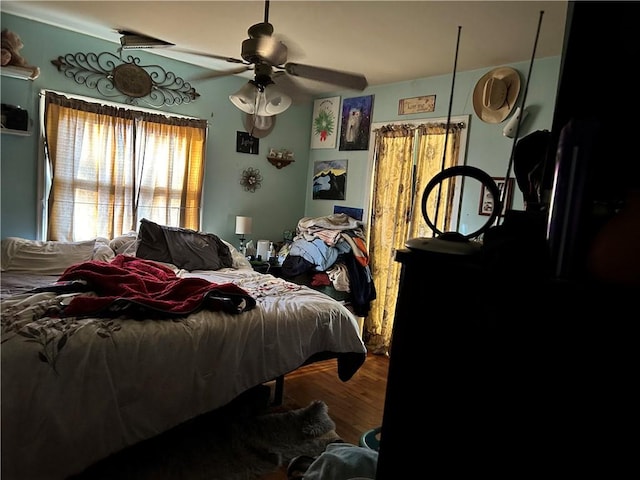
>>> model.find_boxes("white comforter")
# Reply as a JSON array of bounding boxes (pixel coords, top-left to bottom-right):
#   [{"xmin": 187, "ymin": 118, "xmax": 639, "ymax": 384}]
[{"xmin": 0, "ymin": 267, "xmax": 366, "ymax": 480}]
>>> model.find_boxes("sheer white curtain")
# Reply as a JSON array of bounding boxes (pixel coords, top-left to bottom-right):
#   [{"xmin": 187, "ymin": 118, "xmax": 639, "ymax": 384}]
[{"xmin": 42, "ymin": 91, "xmax": 207, "ymax": 241}]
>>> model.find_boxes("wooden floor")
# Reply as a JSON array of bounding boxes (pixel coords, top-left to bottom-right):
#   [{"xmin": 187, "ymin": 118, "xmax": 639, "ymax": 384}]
[{"xmin": 260, "ymin": 352, "xmax": 389, "ymax": 479}]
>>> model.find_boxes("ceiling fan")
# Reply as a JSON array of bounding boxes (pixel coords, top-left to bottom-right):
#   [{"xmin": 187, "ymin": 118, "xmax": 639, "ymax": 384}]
[{"xmin": 118, "ymin": 0, "xmax": 367, "ymax": 114}]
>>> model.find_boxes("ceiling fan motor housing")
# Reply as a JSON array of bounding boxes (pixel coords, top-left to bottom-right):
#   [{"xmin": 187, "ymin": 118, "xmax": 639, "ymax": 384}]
[{"xmin": 241, "ymin": 37, "xmax": 287, "ymax": 66}]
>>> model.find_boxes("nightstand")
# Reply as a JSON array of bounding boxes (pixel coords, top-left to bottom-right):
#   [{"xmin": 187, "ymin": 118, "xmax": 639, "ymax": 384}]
[{"xmin": 250, "ymin": 261, "xmax": 282, "ymax": 277}]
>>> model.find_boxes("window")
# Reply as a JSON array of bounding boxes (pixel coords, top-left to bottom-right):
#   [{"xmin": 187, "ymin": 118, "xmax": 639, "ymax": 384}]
[
  {"xmin": 41, "ymin": 91, "xmax": 207, "ymax": 241},
  {"xmin": 363, "ymin": 116, "xmax": 468, "ymax": 354}
]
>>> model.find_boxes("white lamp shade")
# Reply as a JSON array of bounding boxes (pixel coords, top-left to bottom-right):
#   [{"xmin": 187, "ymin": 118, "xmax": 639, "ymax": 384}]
[
  {"xmin": 253, "ymin": 115, "xmax": 273, "ymax": 130},
  {"xmin": 229, "ymin": 83, "xmax": 258, "ymax": 114},
  {"xmin": 259, "ymin": 83, "xmax": 292, "ymax": 115},
  {"xmin": 235, "ymin": 216, "xmax": 252, "ymax": 235},
  {"xmin": 230, "ymin": 81, "xmax": 291, "ymax": 116}
]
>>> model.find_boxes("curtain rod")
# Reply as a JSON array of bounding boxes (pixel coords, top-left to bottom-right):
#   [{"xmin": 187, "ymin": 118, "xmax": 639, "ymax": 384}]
[
  {"xmin": 39, "ymin": 89, "xmax": 208, "ymax": 124},
  {"xmin": 375, "ymin": 121, "xmax": 466, "ymax": 132},
  {"xmin": 418, "ymin": 121, "xmax": 466, "ymax": 129}
]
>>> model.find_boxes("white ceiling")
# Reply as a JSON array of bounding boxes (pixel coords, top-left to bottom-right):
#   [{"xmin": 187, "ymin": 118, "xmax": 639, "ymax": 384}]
[{"xmin": 2, "ymin": 1, "xmax": 569, "ymax": 100}]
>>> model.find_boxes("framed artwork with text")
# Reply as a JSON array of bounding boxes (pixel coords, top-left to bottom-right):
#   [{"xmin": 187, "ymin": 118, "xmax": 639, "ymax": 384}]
[
  {"xmin": 310, "ymin": 96, "xmax": 340, "ymax": 149},
  {"xmin": 236, "ymin": 131, "xmax": 259, "ymax": 154}
]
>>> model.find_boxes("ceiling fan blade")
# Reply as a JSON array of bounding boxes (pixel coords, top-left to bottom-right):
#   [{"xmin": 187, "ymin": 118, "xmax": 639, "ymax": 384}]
[
  {"xmin": 190, "ymin": 65, "xmax": 254, "ymax": 82},
  {"xmin": 166, "ymin": 46, "xmax": 247, "ymax": 65},
  {"xmin": 284, "ymin": 63, "xmax": 368, "ymax": 91},
  {"xmin": 273, "ymin": 32, "xmax": 305, "ymax": 62},
  {"xmin": 271, "ymin": 72, "xmax": 312, "ymax": 104}
]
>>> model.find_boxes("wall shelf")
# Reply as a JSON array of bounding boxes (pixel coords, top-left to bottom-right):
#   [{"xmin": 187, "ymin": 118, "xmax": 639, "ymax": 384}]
[
  {"xmin": 267, "ymin": 156, "xmax": 295, "ymax": 169},
  {"xmin": 1, "ymin": 117, "xmax": 33, "ymax": 136},
  {"xmin": 1, "ymin": 127, "xmax": 31, "ymax": 136},
  {"xmin": 0, "ymin": 65, "xmax": 39, "ymax": 80},
  {"xmin": 1, "ymin": 69, "xmax": 36, "ymax": 134}
]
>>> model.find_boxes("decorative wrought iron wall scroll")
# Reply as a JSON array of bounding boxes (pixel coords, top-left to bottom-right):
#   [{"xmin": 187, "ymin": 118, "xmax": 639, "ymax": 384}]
[{"xmin": 51, "ymin": 51, "xmax": 199, "ymax": 107}]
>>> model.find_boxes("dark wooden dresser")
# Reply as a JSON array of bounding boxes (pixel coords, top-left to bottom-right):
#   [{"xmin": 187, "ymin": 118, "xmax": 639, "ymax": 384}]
[
  {"xmin": 375, "ymin": 246, "xmax": 532, "ymax": 476},
  {"xmin": 375, "ymin": 243, "xmax": 634, "ymax": 477}
]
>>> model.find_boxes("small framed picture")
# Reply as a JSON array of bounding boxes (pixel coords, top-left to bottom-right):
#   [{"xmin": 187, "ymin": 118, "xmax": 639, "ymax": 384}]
[
  {"xmin": 398, "ymin": 95, "xmax": 436, "ymax": 115},
  {"xmin": 313, "ymin": 159, "xmax": 347, "ymax": 200},
  {"xmin": 479, "ymin": 177, "xmax": 514, "ymax": 216},
  {"xmin": 333, "ymin": 205, "xmax": 363, "ymax": 221},
  {"xmin": 236, "ymin": 131, "xmax": 259, "ymax": 154},
  {"xmin": 311, "ymin": 96, "xmax": 340, "ymax": 149}
]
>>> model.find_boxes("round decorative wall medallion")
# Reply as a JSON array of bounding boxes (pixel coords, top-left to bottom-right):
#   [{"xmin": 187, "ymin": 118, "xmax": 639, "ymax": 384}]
[
  {"xmin": 240, "ymin": 167, "xmax": 262, "ymax": 193},
  {"xmin": 111, "ymin": 63, "xmax": 153, "ymax": 98}
]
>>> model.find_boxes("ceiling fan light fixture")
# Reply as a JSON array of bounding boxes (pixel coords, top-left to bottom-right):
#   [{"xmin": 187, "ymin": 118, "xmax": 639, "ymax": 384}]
[
  {"xmin": 229, "ymin": 82, "xmax": 260, "ymax": 114},
  {"xmin": 230, "ymin": 80, "xmax": 291, "ymax": 116},
  {"xmin": 253, "ymin": 115, "xmax": 273, "ymax": 130},
  {"xmin": 260, "ymin": 83, "xmax": 292, "ymax": 115}
]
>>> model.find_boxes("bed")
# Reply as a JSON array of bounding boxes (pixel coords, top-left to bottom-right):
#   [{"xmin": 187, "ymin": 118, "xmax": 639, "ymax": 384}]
[{"xmin": 0, "ymin": 221, "xmax": 367, "ymax": 480}]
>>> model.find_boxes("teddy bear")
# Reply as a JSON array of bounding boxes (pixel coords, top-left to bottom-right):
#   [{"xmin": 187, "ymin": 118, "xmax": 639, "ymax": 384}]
[{"xmin": 1, "ymin": 28, "xmax": 40, "ymax": 78}]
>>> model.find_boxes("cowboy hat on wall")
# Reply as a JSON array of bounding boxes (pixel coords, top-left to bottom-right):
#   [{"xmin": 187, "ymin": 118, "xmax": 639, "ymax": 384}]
[{"xmin": 473, "ymin": 66, "xmax": 521, "ymax": 124}]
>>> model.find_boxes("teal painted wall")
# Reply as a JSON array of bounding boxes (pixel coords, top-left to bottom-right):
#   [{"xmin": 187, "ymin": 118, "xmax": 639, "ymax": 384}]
[
  {"xmin": 304, "ymin": 58, "xmax": 561, "ymax": 236},
  {"xmin": 0, "ymin": 13, "xmax": 313, "ymax": 245},
  {"xmin": 1, "ymin": 12, "xmax": 561, "ymax": 245}
]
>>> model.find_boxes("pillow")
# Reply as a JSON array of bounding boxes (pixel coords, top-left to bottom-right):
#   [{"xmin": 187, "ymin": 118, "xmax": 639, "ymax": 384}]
[
  {"xmin": 109, "ymin": 232, "xmax": 138, "ymax": 256},
  {"xmin": 136, "ymin": 220, "xmax": 172, "ymax": 264},
  {"xmin": 222, "ymin": 240, "xmax": 252, "ymax": 270},
  {"xmin": 1, "ymin": 237, "xmax": 96, "ymax": 274},
  {"xmin": 136, "ymin": 219, "xmax": 233, "ymax": 271},
  {"xmin": 93, "ymin": 239, "xmax": 115, "ymax": 262}
]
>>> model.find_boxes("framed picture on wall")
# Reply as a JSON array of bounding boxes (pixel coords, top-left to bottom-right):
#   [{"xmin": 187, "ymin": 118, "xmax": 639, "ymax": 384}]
[
  {"xmin": 312, "ymin": 160, "xmax": 347, "ymax": 200},
  {"xmin": 333, "ymin": 205, "xmax": 363, "ymax": 221},
  {"xmin": 398, "ymin": 95, "xmax": 436, "ymax": 115},
  {"xmin": 339, "ymin": 95, "xmax": 374, "ymax": 151},
  {"xmin": 236, "ymin": 131, "xmax": 259, "ymax": 154},
  {"xmin": 478, "ymin": 177, "xmax": 514, "ymax": 216},
  {"xmin": 310, "ymin": 96, "xmax": 340, "ymax": 149}
]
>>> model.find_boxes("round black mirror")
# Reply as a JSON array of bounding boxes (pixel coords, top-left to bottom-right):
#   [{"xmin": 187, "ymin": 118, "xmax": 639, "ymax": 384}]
[{"xmin": 420, "ymin": 165, "xmax": 501, "ymax": 240}]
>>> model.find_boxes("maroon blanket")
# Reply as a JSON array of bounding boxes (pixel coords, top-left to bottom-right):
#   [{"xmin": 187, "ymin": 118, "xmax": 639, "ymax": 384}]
[{"xmin": 58, "ymin": 254, "xmax": 256, "ymax": 318}]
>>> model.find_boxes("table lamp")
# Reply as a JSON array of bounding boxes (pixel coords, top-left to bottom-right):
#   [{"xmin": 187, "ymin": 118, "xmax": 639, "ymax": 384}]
[{"xmin": 235, "ymin": 216, "xmax": 252, "ymax": 255}]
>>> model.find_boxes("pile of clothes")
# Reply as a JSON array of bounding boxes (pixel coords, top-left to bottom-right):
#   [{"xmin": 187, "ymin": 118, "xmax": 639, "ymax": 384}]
[{"xmin": 281, "ymin": 214, "xmax": 376, "ymax": 316}]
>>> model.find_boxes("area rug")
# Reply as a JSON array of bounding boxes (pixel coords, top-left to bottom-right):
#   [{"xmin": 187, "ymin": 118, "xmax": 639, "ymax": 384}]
[{"xmin": 69, "ymin": 389, "xmax": 340, "ymax": 480}]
